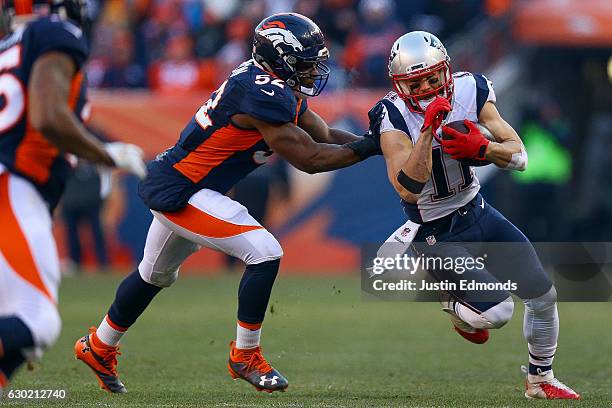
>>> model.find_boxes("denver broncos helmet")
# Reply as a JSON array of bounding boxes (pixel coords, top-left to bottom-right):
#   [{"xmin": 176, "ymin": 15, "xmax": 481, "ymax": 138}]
[
  {"xmin": 1, "ymin": 0, "xmax": 88, "ymax": 27},
  {"xmin": 253, "ymin": 13, "xmax": 330, "ymax": 97}
]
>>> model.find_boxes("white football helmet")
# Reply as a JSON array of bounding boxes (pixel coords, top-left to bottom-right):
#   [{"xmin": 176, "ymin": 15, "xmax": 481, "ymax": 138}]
[{"xmin": 388, "ymin": 31, "xmax": 453, "ymax": 113}]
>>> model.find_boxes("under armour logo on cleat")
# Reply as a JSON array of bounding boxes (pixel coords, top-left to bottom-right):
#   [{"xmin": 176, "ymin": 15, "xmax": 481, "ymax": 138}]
[{"xmin": 259, "ymin": 375, "xmax": 278, "ymax": 386}]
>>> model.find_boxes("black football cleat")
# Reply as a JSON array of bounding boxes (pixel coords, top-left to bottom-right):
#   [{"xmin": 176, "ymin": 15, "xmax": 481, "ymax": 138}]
[{"xmin": 227, "ymin": 341, "xmax": 288, "ymax": 393}]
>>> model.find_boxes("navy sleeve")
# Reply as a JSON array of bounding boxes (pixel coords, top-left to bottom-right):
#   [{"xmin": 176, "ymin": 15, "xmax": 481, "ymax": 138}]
[
  {"xmin": 31, "ymin": 19, "xmax": 88, "ymax": 70},
  {"xmin": 380, "ymin": 99, "xmax": 412, "ymax": 141},
  {"xmin": 473, "ymin": 73, "xmax": 492, "ymax": 117},
  {"xmin": 239, "ymin": 83, "xmax": 297, "ymax": 125}
]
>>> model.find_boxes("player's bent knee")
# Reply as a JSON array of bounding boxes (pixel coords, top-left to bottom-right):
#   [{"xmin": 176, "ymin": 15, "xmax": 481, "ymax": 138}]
[
  {"xmin": 524, "ymin": 285, "xmax": 557, "ymax": 311},
  {"xmin": 480, "ymin": 297, "xmax": 514, "ymax": 329},
  {"xmin": 138, "ymin": 260, "xmax": 179, "ymax": 288},
  {"xmin": 244, "ymin": 231, "xmax": 283, "ymax": 265}
]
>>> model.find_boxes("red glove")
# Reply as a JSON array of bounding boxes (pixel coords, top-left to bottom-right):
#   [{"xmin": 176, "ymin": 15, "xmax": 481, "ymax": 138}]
[
  {"xmin": 420, "ymin": 97, "xmax": 451, "ymax": 134},
  {"xmin": 440, "ymin": 119, "xmax": 490, "ymax": 161}
]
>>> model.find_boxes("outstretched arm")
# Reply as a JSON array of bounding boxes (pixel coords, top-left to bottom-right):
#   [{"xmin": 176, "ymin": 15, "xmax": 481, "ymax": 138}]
[
  {"xmin": 236, "ymin": 113, "xmax": 371, "ymax": 174},
  {"xmin": 297, "ymin": 108, "xmax": 361, "ymax": 144}
]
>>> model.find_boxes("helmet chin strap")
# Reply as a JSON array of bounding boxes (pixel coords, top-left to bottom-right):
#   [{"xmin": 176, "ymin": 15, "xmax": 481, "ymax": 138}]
[
  {"xmin": 418, "ymin": 96, "xmax": 435, "ymax": 111},
  {"xmin": 414, "ymin": 87, "xmax": 453, "ymax": 113}
]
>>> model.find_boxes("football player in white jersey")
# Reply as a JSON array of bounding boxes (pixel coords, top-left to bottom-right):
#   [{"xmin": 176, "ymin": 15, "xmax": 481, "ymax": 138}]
[{"xmin": 371, "ymin": 31, "xmax": 580, "ymax": 400}]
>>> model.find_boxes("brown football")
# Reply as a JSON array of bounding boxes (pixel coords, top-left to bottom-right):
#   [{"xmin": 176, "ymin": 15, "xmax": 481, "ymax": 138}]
[{"xmin": 441, "ymin": 121, "xmax": 495, "ymax": 167}]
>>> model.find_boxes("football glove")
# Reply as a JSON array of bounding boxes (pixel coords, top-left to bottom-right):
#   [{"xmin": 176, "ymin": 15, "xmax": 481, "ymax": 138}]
[
  {"xmin": 104, "ymin": 142, "xmax": 147, "ymax": 179},
  {"xmin": 440, "ymin": 119, "xmax": 490, "ymax": 161},
  {"xmin": 345, "ymin": 102, "xmax": 385, "ymax": 160},
  {"xmin": 420, "ymin": 96, "xmax": 451, "ymax": 134},
  {"xmin": 365, "ymin": 102, "xmax": 385, "ymax": 149}
]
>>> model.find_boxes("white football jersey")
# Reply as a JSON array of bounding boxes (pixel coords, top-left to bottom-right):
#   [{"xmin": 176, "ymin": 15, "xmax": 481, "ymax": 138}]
[{"xmin": 379, "ymin": 72, "xmax": 496, "ymax": 222}]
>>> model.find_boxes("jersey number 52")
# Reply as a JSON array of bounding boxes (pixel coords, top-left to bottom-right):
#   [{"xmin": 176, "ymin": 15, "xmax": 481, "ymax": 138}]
[{"xmin": 195, "ymin": 80, "xmax": 228, "ymax": 130}]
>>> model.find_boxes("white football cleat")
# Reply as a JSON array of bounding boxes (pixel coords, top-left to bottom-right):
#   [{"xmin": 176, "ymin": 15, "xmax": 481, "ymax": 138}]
[{"xmin": 522, "ymin": 366, "xmax": 580, "ymax": 400}]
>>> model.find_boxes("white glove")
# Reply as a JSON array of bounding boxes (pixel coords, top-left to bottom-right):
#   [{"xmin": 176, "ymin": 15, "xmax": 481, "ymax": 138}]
[{"xmin": 104, "ymin": 142, "xmax": 147, "ymax": 179}]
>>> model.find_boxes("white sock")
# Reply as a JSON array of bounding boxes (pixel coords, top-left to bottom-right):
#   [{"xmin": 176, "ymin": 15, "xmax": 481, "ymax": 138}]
[
  {"xmin": 95, "ymin": 315, "xmax": 127, "ymax": 347},
  {"xmin": 523, "ymin": 287, "xmax": 559, "ymax": 369},
  {"xmin": 236, "ymin": 322, "xmax": 261, "ymax": 349}
]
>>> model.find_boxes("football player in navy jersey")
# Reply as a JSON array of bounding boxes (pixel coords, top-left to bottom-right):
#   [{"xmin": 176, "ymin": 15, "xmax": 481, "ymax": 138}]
[
  {"xmin": 75, "ymin": 13, "xmax": 382, "ymax": 393},
  {"xmin": 0, "ymin": 0, "xmax": 146, "ymax": 392},
  {"xmin": 370, "ymin": 31, "xmax": 579, "ymax": 399}
]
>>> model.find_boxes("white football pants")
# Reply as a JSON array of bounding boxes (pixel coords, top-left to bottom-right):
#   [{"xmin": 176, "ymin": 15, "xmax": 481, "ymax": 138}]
[
  {"xmin": 0, "ymin": 165, "xmax": 61, "ymax": 355},
  {"xmin": 138, "ymin": 188, "xmax": 283, "ymax": 288}
]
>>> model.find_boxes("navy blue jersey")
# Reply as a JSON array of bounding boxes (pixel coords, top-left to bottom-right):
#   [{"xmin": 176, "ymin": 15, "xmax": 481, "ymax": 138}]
[
  {"xmin": 0, "ymin": 16, "xmax": 89, "ymax": 211},
  {"xmin": 139, "ymin": 59, "xmax": 308, "ymax": 212}
]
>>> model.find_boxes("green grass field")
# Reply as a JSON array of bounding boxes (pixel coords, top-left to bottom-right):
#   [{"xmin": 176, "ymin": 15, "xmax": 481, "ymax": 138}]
[{"xmin": 3, "ymin": 273, "xmax": 611, "ymax": 407}]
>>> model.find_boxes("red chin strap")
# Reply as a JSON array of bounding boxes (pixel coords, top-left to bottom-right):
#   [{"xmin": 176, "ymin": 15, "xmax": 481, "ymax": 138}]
[{"xmin": 391, "ymin": 60, "xmax": 454, "ymax": 113}]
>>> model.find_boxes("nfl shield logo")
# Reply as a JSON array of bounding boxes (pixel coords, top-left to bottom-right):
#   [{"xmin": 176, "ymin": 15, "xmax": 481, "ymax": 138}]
[
  {"xmin": 426, "ymin": 235, "xmax": 436, "ymax": 246},
  {"xmin": 400, "ymin": 227, "xmax": 411, "ymax": 237}
]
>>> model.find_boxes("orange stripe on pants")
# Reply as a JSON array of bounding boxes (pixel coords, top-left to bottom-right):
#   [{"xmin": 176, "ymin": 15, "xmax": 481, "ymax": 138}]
[
  {"xmin": 0, "ymin": 173, "xmax": 54, "ymax": 303},
  {"xmin": 163, "ymin": 204, "xmax": 262, "ymax": 238}
]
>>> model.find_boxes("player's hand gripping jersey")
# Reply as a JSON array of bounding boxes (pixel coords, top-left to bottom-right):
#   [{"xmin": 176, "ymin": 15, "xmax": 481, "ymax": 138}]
[
  {"xmin": 377, "ymin": 72, "xmax": 495, "ymax": 222},
  {"xmin": 0, "ymin": 16, "xmax": 88, "ymax": 211},
  {"xmin": 139, "ymin": 60, "xmax": 308, "ymax": 212}
]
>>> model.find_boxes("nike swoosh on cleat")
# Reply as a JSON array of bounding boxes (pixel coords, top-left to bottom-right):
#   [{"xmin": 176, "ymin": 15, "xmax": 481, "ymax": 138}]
[{"xmin": 261, "ymin": 89, "xmax": 274, "ymax": 96}]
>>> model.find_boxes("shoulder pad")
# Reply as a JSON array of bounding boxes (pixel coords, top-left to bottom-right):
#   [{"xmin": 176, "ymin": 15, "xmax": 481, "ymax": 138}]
[
  {"xmin": 453, "ymin": 71, "xmax": 471, "ymax": 79},
  {"xmin": 27, "ymin": 18, "xmax": 88, "ymax": 69},
  {"xmin": 238, "ymin": 72, "xmax": 297, "ymax": 124},
  {"xmin": 383, "ymin": 91, "xmax": 399, "ymax": 102}
]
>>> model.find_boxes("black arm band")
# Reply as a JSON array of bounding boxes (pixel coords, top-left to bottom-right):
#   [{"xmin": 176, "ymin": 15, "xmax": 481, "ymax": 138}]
[{"xmin": 397, "ymin": 170, "xmax": 426, "ymax": 194}]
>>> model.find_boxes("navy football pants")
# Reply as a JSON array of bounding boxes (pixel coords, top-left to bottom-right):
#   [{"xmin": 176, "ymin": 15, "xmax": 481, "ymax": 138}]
[{"xmin": 411, "ymin": 193, "xmax": 553, "ymax": 312}]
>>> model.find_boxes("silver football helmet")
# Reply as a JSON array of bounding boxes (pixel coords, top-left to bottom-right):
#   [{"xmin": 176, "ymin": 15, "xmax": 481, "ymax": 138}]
[{"xmin": 388, "ymin": 31, "xmax": 453, "ymax": 113}]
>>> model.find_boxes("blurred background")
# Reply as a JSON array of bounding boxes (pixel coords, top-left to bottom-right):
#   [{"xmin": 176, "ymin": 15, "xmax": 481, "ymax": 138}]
[{"xmin": 58, "ymin": 0, "xmax": 612, "ymax": 275}]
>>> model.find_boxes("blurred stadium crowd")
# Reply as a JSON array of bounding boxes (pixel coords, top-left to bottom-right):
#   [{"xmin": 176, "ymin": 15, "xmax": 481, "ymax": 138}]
[{"xmin": 85, "ymin": 0, "xmax": 493, "ymax": 91}]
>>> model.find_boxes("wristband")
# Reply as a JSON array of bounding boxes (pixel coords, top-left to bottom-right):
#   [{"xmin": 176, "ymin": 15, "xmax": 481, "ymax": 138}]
[{"xmin": 505, "ymin": 146, "xmax": 528, "ymax": 170}]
